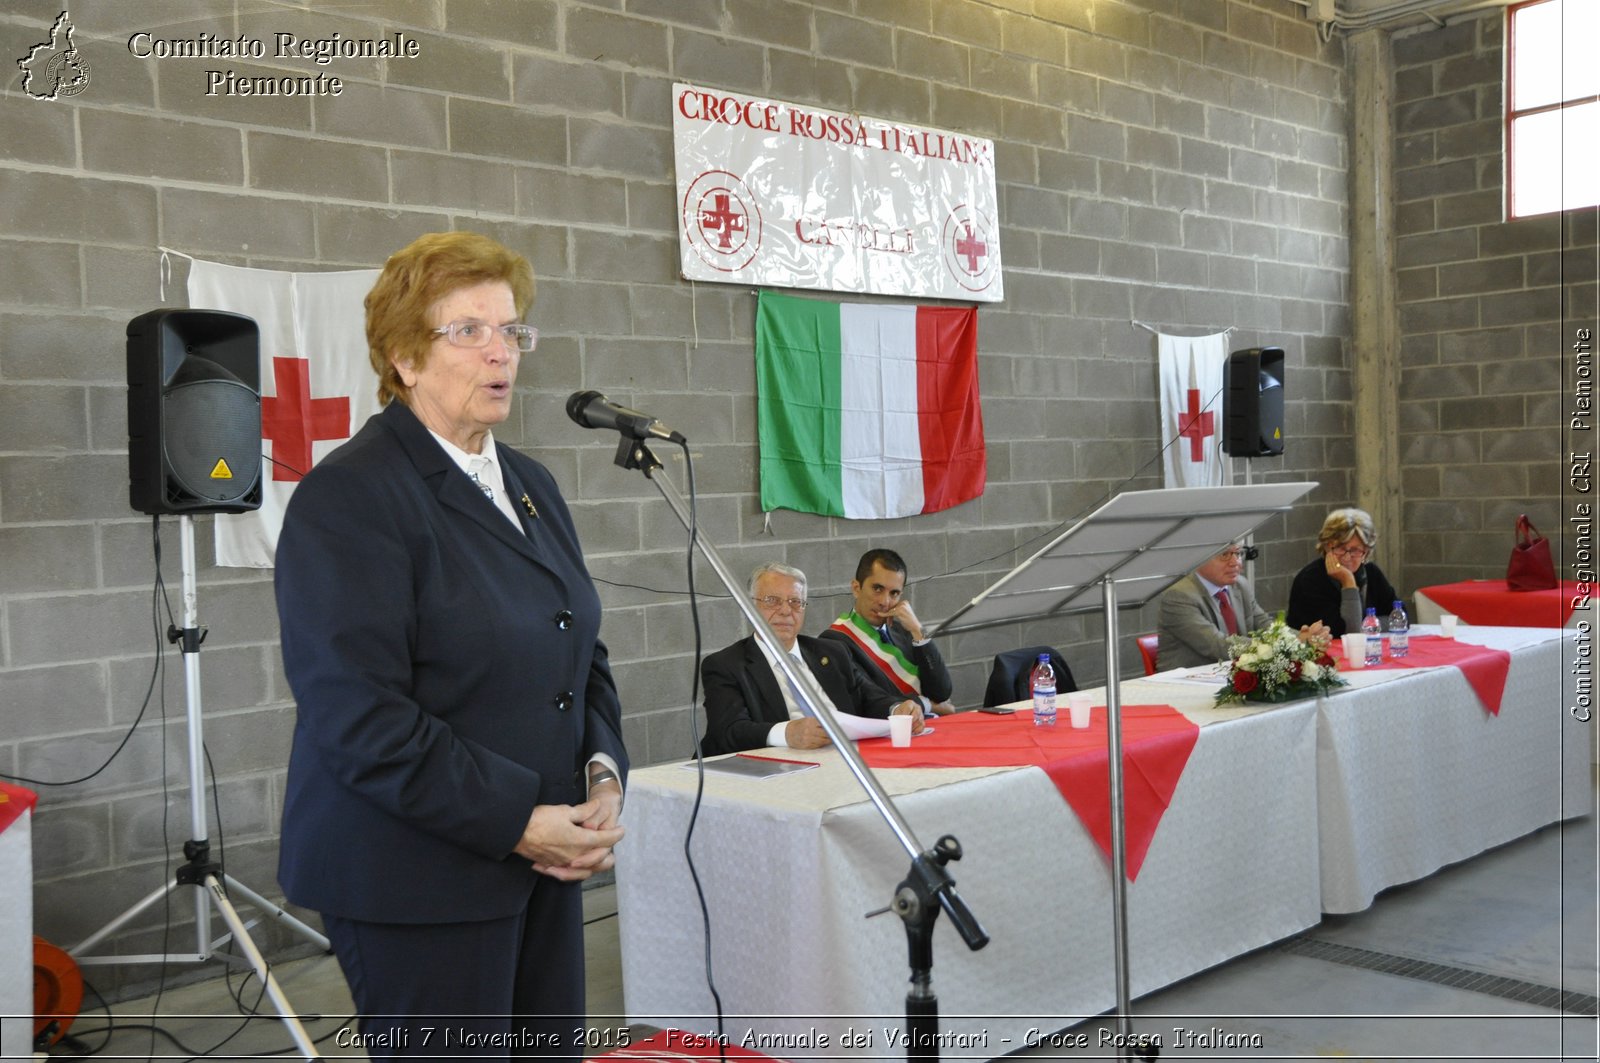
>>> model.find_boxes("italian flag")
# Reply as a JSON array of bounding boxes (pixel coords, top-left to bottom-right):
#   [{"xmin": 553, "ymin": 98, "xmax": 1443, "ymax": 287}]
[{"xmin": 754, "ymin": 291, "xmax": 986, "ymax": 519}]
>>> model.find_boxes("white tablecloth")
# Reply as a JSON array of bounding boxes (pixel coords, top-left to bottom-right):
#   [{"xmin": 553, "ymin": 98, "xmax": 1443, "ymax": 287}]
[
  {"xmin": 616, "ymin": 627, "xmax": 1590, "ymax": 1049},
  {"xmin": 0, "ymin": 801, "xmax": 33, "ymax": 1061},
  {"xmin": 617, "ymin": 685, "xmax": 1321, "ymax": 1053},
  {"xmin": 1315, "ymin": 625, "xmax": 1592, "ymax": 913}
]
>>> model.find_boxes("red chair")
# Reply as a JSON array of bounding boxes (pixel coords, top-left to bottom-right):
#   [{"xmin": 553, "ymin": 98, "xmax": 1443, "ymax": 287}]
[{"xmin": 1136, "ymin": 633, "xmax": 1159, "ymax": 676}]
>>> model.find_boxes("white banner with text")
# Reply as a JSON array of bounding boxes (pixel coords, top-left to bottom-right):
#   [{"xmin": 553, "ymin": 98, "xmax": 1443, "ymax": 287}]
[{"xmin": 672, "ymin": 82, "xmax": 1003, "ymax": 302}]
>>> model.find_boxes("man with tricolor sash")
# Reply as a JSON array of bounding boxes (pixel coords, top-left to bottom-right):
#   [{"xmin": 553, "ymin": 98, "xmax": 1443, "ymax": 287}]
[
  {"xmin": 820, "ymin": 549, "xmax": 957, "ymax": 717},
  {"xmin": 700, "ymin": 562, "xmax": 923, "ymax": 757}
]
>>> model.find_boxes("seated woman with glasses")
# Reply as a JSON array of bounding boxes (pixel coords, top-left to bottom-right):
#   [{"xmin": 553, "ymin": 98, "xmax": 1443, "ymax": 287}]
[{"xmin": 1286, "ymin": 507, "xmax": 1402, "ymax": 638}]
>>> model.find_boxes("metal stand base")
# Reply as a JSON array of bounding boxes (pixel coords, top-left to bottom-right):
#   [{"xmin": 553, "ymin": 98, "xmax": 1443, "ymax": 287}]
[{"xmin": 68, "ymin": 516, "xmax": 328, "ymax": 1060}]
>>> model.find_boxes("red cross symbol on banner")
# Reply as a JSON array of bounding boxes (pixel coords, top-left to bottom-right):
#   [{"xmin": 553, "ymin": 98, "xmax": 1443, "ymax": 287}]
[
  {"xmin": 698, "ymin": 193, "xmax": 747, "ymax": 250},
  {"xmin": 1176, "ymin": 388, "xmax": 1214, "ymax": 462},
  {"xmin": 261, "ymin": 357, "xmax": 351, "ymax": 481},
  {"xmin": 955, "ymin": 223, "xmax": 988, "ymax": 273}
]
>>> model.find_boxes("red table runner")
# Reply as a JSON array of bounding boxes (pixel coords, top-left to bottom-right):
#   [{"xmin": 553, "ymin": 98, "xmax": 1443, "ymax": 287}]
[
  {"xmin": 0, "ymin": 781, "xmax": 38, "ymax": 834},
  {"xmin": 1418, "ymin": 579, "xmax": 1582, "ymax": 628},
  {"xmin": 861, "ymin": 705, "xmax": 1199, "ymax": 880},
  {"xmin": 1333, "ymin": 634, "xmax": 1512, "ymax": 715}
]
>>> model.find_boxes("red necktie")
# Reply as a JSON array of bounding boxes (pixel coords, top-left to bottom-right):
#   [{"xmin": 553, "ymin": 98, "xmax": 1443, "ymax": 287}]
[{"xmin": 1216, "ymin": 589, "xmax": 1240, "ymax": 636}]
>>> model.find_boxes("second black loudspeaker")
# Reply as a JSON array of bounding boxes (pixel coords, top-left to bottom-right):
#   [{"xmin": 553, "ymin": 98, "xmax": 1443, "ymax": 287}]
[
  {"xmin": 1222, "ymin": 346, "xmax": 1285, "ymax": 457},
  {"xmin": 127, "ymin": 308, "xmax": 263, "ymax": 515}
]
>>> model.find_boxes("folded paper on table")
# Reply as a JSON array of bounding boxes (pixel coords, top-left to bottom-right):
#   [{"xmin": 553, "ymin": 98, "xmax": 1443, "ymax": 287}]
[
  {"xmin": 1332, "ymin": 634, "xmax": 1511, "ymax": 715},
  {"xmin": 860, "ymin": 705, "xmax": 1199, "ymax": 879},
  {"xmin": 1153, "ymin": 662, "xmax": 1232, "ymax": 687},
  {"xmin": 822, "ymin": 712, "xmax": 932, "ymax": 741},
  {"xmin": 689, "ymin": 754, "xmax": 820, "ymax": 779}
]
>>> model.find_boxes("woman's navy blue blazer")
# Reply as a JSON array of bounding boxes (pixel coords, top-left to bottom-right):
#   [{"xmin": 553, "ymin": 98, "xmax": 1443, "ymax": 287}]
[{"xmin": 273, "ymin": 401, "xmax": 628, "ymax": 924}]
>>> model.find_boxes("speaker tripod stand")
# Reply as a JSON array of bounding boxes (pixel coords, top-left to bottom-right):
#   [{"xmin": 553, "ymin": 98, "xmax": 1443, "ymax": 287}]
[{"xmin": 70, "ymin": 515, "xmax": 328, "ymax": 1061}]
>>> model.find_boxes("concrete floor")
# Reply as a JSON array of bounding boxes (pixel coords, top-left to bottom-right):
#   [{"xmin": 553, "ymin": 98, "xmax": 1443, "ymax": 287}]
[{"xmin": 51, "ymin": 813, "xmax": 1597, "ymax": 1062}]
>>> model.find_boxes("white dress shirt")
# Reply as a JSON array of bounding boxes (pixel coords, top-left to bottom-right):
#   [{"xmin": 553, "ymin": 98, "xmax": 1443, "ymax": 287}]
[{"xmin": 755, "ymin": 640, "xmax": 840, "ymax": 748}]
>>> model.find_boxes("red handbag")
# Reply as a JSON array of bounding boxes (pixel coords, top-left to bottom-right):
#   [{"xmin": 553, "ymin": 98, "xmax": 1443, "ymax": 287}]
[{"xmin": 1507, "ymin": 514, "xmax": 1558, "ymax": 591}]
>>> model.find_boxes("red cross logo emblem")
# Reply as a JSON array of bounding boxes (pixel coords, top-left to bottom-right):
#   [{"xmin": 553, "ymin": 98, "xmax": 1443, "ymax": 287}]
[
  {"xmin": 698, "ymin": 192, "xmax": 747, "ymax": 250},
  {"xmin": 1176, "ymin": 388, "xmax": 1214, "ymax": 462},
  {"xmin": 261, "ymin": 357, "xmax": 350, "ymax": 481},
  {"xmin": 940, "ymin": 205, "xmax": 999, "ymax": 293},
  {"xmin": 682, "ymin": 170, "xmax": 762, "ymax": 274},
  {"xmin": 954, "ymin": 223, "xmax": 988, "ymax": 274}
]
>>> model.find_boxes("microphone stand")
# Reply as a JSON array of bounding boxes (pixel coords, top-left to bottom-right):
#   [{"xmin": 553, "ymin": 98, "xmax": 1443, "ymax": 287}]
[{"xmin": 608, "ymin": 434, "xmax": 989, "ymax": 1061}]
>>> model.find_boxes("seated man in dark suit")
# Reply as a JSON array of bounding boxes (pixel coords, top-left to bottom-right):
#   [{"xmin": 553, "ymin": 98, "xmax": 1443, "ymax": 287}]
[
  {"xmin": 1158, "ymin": 543, "xmax": 1331, "ymax": 670},
  {"xmin": 819, "ymin": 548, "xmax": 957, "ymax": 715},
  {"xmin": 701, "ymin": 562, "xmax": 924, "ymax": 756}
]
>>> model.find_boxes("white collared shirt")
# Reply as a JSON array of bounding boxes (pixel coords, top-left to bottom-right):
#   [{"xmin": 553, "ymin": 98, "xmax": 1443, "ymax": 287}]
[
  {"xmin": 755, "ymin": 640, "xmax": 841, "ymax": 747},
  {"xmin": 427, "ymin": 428, "xmax": 520, "ymax": 528}
]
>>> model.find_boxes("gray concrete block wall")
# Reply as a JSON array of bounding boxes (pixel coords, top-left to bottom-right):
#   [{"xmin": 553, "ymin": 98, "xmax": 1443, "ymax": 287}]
[
  {"xmin": 2, "ymin": 0, "xmax": 1354, "ymax": 989},
  {"xmin": 1392, "ymin": 12, "xmax": 1598, "ymax": 587}
]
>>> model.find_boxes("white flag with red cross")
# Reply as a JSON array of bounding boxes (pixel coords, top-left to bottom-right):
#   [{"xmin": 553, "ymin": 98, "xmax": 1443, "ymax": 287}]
[
  {"xmin": 1157, "ymin": 331, "xmax": 1231, "ymax": 490},
  {"xmin": 187, "ymin": 259, "xmax": 382, "ymax": 568}
]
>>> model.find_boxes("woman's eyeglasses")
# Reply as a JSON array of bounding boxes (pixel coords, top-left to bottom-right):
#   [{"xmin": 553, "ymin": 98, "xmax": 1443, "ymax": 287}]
[{"xmin": 431, "ymin": 319, "xmax": 538, "ymax": 353}]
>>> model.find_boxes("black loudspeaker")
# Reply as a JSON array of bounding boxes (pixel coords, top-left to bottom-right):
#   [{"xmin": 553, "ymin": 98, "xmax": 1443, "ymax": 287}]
[
  {"xmin": 127, "ymin": 309, "xmax": 263, "ymax": 515},
  {"xmin": 1222, "ymin": 346, "xmax": 1286, "ymax": 457}
]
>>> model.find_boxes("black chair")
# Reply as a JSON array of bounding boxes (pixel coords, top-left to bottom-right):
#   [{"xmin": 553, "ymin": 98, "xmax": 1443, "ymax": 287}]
[{"xmin": 982, "ymin": 645, "xmax": 1077, "ymax": 707}]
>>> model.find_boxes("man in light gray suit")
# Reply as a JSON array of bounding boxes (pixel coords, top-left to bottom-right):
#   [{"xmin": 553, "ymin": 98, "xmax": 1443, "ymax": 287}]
[
  {"xmin": 1157, "ymin": 543, "xmax": 1331, "ymax": 671},
  {"xmin": 1156, "ymin": 543, "xmax": 1271, "ymax": 670}
]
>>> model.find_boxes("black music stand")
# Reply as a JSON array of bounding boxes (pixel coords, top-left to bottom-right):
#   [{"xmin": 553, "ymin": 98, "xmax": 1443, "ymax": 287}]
[{"xmin": 931, "ymin": 482, "xmax": 1317, "ymax": 1058}]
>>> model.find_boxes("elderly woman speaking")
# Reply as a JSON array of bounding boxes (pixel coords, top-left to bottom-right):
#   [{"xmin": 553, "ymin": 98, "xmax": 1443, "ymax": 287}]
[{"xmin": 274, "ymin": 232, "xmax": 627, "ymax": 1059}]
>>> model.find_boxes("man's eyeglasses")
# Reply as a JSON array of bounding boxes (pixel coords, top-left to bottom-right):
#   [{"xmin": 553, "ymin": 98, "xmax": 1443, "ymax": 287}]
[
  {"xmin": 753, "ymin": 595, "xmax": 808, "ymax": 612},
  {"xmin": 431, "ymin": 319, "xmax": 539, "ymax": 353}
]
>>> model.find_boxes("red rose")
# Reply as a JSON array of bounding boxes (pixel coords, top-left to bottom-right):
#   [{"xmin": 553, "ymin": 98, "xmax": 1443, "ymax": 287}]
[
  {"xmin": 1317, "ymin": 652, "xmax": 1335, "ymax": 667},
  {"xmin": 1233, "ymin": 670, "xmax": 1258, "ymax": 694},
  {"xmin": 1288, "ymin": 661, "xmax": 1303, "ymax": 681}
]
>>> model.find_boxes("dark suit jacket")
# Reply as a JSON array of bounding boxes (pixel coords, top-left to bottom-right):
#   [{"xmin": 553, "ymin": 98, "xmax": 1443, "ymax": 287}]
[
  {"xmin": 700, "ymin": 635, "xmax": 904, "ymax": 756},
  {"xmin": 817, "ymin": 618, "xmax": 954, "ymax": 706},
  {"xmin": 1157, "ymin": 573, "xmax": 1270, "ymax": 670},
  {"xmin": 274, "ymin": 401, "xmax": 627, "ymax": 925}
]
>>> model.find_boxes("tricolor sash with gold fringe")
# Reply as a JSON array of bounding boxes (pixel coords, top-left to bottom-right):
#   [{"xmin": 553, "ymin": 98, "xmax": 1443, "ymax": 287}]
[{"xmin": 829, "ymin": 611, "xmax": 921, "ymax": 695}]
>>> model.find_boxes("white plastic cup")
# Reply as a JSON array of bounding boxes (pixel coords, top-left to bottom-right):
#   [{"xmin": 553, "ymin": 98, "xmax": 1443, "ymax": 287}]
[
  {"xmin": 889, "ymin": 713, "xmax": 913, "ymax": 747},
  {"xmin": 1341, "ymin": 633, "xmax": 1366, "ymax": 667},
  {"xmin": 1067, "ymin": 693, "xmax": 1092, "ymax": 729},
  {"xmin": 1440, "ymin": 614, "xmax": 1459, "ymax": 638}
]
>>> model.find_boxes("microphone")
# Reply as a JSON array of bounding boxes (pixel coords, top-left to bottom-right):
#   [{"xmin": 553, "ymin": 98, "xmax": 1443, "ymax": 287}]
[{"xmin": 565, "ymin": 390, "xmax": 685, "ymax": 444}]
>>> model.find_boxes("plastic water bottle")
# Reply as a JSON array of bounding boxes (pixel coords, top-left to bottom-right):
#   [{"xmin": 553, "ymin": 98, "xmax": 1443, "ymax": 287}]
[
  {"xmin": 1388, "ymin": 600, "xmax": 1409, "ymax": 658},
  {"xmin": 1362, "ymin": 607, "xmax": 1382, "ymax": 666},
  {"xmin": 1031, "ymin": 654, "xmax": 1057, "ymax": 727}
]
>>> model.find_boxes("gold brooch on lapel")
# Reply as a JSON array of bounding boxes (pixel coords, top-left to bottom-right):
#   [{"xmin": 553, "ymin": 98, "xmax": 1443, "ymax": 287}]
[
  {"xmin": 819, "ymin": 656, "xmax": 829, "ymax": 666},
  {"xmin": 521, "ymin": 494, "xmax": 539, "ymax": 519}
]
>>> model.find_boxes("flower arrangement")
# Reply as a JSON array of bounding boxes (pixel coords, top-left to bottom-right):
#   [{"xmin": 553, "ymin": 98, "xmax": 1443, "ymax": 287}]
[{"xmin": 1215, "ymin": 613, "xmax": 1345, "ymax": 705}]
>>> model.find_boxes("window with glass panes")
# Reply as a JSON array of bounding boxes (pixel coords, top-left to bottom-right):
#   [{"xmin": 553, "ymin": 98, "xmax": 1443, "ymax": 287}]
[{"xmin": 1506, "ymin": 0, "xmax": 1599, "ymax": 218}]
